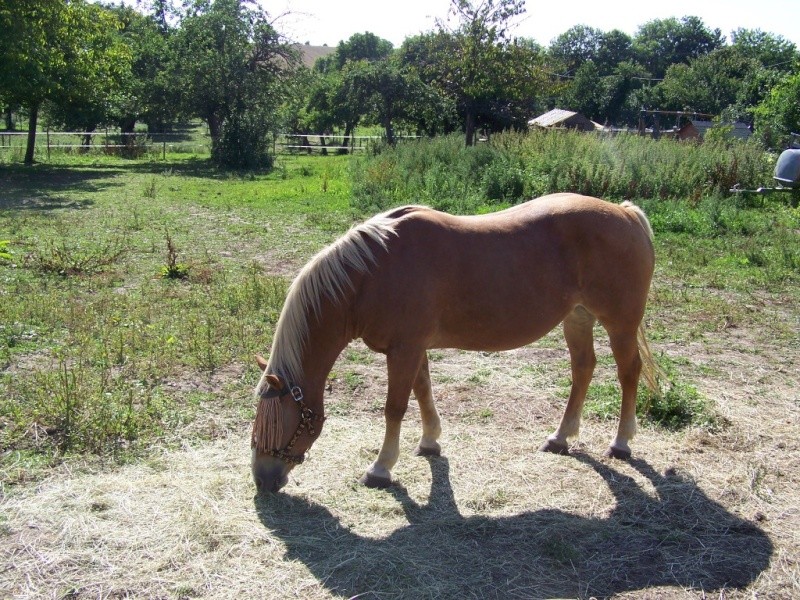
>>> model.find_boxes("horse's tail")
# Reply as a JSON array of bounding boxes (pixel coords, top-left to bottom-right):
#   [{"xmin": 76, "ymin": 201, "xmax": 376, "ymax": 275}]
[
  {"xmin": 637, "ymin": 323, "xmax": 663, "ymax": 396},
  {"xmin": 620, "ymin": 200, "xmax": 654, "ymax": 242},
  {"xmin": 622, "ymin": 201, "xmax": 663, "ymax": 396}
]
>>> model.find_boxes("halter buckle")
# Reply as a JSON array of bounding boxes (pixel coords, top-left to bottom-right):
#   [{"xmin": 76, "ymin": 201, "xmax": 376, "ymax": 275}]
[{"xmin": 290, "ymin": 386, "xmax": 304, "ymax": 403}]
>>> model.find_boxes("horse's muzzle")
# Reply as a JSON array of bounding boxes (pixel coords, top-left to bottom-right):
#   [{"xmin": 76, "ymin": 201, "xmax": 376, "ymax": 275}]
[{"xmin": 252, "ymin": 452, "xmax": 290, "ymax": 493}]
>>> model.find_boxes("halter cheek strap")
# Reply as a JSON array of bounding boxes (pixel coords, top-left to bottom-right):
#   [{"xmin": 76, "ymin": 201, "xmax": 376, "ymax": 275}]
[{"xmin": 251, "ymin": 381, "xmax": 325, "ymax": 465}]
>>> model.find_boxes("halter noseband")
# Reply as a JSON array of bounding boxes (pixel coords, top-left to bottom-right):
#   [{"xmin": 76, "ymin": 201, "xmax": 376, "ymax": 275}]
[{"xmin": 254, "ymin": 380, "xmax": 325, "ymax": 465}]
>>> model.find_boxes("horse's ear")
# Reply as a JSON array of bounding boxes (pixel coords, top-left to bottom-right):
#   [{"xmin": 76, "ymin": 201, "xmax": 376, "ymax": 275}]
[
  {"xmin": 255, "ymin": 355, "xmax": 268, "ymax": 372},
  {"xmin": 265, "ymin": 374, "xmax": 283, "ymax": 390}
]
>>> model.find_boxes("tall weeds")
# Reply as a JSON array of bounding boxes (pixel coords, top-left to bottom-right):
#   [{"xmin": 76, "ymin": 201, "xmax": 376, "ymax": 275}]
[{"xmin": 350, "ymin": 131, "xmax": 772, "ymax": 214}]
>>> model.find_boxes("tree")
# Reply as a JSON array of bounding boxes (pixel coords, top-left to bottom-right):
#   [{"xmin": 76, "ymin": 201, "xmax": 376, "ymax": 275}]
[
  {"xmin": 44, "ymin": 4, "xmax": 175, "ymax": 154},
  {"xmin": 595, "ymin": 29, "xmax": 635, "ymax": 76},
  {"xmin": 169, "ymin": 0, "xmax": 298, "ymax": 168},
  {"xmin": 561, "ymin": 61, "xmax": 601, "ymax": 118},
  {"xmin": 548, "ymin": 24, "xmax": 602, "ymax": 75},
  {"xmin": 357, "ymin": 59, "xmax": 430, "ymax": 144},
  {"xmin": 633, "ymin": 16, "xmax": 724, "ymax": 79},
  {"xmin": 437, "ymin": 0, "xmax": 527, "ymax": 145},
  {"xmin": 315, "ymin": 31, "xmax": 394, "ymax": 73},
  {"xmin": 298, "ymin": 33, "xmax": 395, "ymax": 150},
  {"xmin": 656, "ymin": 47, "xmax": 762, "ymax": 116},
  {"xmin": 109, "ymin": 4, "xmax": 177, "ymax": 135},
  {"xmin": 598, "ymin": 60, "xmax": 650, "ymax": 125},
  {"xmin": 731, "ymin": 28, "xmax": 799, "ymax": 73},
  {"xmin": 754, "ymin": 72, "xmax": 800, "ymax": 148},
  {"xmin": 397, "ymin": 32, "xmax": 463, "ymax": 135},
  {"xmin": 0, "ymin": 0, "xmax": 130, "ymax": 163}
]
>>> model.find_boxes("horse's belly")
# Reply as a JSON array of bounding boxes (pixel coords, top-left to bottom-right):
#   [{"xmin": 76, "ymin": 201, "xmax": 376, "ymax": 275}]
[{"xmin": 431, "ymin": 302, "xmax": 570, "ymax": 352}]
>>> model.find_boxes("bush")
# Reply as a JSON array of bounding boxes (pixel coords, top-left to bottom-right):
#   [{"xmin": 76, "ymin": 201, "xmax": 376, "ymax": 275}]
[{"xmin": 212, "ymin": 110, "xmax": 274, "ymax": 170}]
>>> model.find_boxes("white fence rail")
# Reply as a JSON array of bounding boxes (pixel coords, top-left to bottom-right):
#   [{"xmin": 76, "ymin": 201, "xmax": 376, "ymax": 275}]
[{"xmin": 0, "ymin": 131, "xmax": 416, "ymax": 159}]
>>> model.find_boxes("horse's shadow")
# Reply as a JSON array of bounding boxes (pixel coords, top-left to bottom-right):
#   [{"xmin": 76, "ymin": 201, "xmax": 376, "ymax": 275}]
[{"xmin": 254, "ymin": 454, "xmax": 772, "ymax": 599}]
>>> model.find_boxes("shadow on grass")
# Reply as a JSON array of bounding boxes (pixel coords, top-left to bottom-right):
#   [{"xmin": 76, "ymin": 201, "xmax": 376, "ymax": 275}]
[
  {"xmin": 0, "ymin": 164, "xmax": 125, "ymax": 210},
  {"xmin": 0, "ymin": 159, "xmax": 234, "ymax": 210},
  {"xmin": 255, "ymin": 453, "xmax": 772, "ymax": 599}
]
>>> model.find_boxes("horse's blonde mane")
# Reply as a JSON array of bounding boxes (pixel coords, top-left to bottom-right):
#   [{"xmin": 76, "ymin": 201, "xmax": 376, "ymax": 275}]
[{"xmin": 263, "ymin": 212, "xmax": 401, "ymax": 384}]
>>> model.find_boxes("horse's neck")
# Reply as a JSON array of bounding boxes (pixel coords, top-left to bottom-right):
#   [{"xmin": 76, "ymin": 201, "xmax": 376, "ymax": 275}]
[{"xmin": 298, "ymin": 302, "xmax": 352, "ymax": 409}]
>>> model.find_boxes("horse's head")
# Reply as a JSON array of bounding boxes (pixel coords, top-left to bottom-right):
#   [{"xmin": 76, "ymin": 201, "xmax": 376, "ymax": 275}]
[{"xmin": 251, "ymin": 356, "xmax": 325, "ymax": 493}]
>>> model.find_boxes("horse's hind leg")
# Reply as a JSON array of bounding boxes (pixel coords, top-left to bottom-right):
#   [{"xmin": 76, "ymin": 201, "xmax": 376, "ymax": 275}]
[
  {"xmin": 605, "ymin": 328, "xmax": 643, "ymax": 459},
  {"xmin": 412, "ymin": 354, "xmax": 442, "ymax": 457},
  {"xmin": 540, "ymin": 306, "xmax": 597, "ymax": 455}
]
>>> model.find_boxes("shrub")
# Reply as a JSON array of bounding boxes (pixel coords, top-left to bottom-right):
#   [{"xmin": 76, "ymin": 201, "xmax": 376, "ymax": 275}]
[{"xmin": 212, "ymin": 110, "xmax": 274, "ymax": 170}]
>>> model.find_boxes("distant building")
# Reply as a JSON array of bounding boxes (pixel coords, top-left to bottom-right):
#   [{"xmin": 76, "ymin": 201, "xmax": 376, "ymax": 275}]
[
  {"xmin": 676, "ymin": 120, "xmax": 752, "ymax": 141},
  {"xmin": 294, "ymin": 44, "xmax": 336, "ymax": 69},
  {"xmin": 528, "ymin": 109, "xmax": 603, "ymax": 132}
]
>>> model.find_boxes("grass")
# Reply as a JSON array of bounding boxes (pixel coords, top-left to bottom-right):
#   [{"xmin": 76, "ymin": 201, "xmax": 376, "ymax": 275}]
[
  {"xmin": 0, "ymin": 154, "xmax": 353, "ymax": 476},
  {"xmin": 1, "ymin": 139, "xmax": 799, "ymax": 598},
  {"xmin": 2, "ymin": 146, "xmax": 797, "ymax": 474}
]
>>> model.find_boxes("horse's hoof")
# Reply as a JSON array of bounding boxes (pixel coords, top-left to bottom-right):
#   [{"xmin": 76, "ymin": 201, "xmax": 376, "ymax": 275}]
[
  {"xmin": 605, "ymin": 446, "xmax": 632, "ymax": 460},
  {"xmin": 539, "ymin": 439, "xmax": 570, "ymax": 455},
  {"xmin": 414, "ymin": 443, "xmax": 441, "ymax": 457},
  {"xmin": 359, "ymin": 472, "xmax": 392, "ymax": 488}
]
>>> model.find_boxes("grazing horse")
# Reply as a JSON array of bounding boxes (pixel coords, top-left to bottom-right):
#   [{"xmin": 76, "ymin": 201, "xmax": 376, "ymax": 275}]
[{"xmin": 251, "ymin": 193, "xmax": 658, "ymax": 493}]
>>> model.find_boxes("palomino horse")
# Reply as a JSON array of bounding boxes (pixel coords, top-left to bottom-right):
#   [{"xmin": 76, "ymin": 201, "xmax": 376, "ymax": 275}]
[{"xmin": 252, "ymin": 193, "xmax": 658, "ymax": 493}]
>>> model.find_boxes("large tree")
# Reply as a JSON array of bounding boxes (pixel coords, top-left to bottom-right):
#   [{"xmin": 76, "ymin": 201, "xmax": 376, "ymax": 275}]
[
  {"xmin": 0, "ymin": 0, "xmax": 130, "ymax": 163},
  {"xmin": 169, "ymin": 0, "xmax": 297, "ymax": 168},
  {"xmin": 731, "ymin": 28, "xmax": 799, "ymax": 73},
  {"xmin": 656, "ymin": 47, "xmax": 763, "ymax": 117},
  {"xmin": 436, "ymin": 0, "xmax": 528, "ymax": 145},
  {"xmin": 109, "ymin": 4, "xmax": 177, "ymax": 135},
  {"xmin": 548, "ymin": 24, "xmax": 603, "ymax": 76},
  {"xmin": 306, "ymin": 32, "xmax": 396, "ymax": 148},
  {"xmin": 633, "ymin": 16, "xmax": 724, "ymax": 79}
]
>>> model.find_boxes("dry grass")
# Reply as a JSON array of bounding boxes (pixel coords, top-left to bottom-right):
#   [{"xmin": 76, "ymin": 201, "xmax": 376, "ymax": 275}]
[{"xmin": 2, "ymin": 324, "xmax": 799, "ymax": 599}]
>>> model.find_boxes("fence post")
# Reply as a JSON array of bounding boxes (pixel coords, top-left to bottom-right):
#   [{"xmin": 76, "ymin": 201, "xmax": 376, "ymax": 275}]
[
  {"xmin": 163, "ymin": 140, "xmax": 166, "ymax": 161},
  {"xmin": 47, "ymin": 127, "xmax": 50, "ymax": 161}
]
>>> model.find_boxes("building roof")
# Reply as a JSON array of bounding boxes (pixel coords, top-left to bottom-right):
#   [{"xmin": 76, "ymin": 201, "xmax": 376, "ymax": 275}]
[
  {"xmin": 528, "ymin": 108, "xmax": 580, "ymax": 128},
  {"xmin": 528, "ymin": 108, "xmax": 601, "ymax": 131},
  {"xmin": 294, "ymin": 44, "xmax": 336, "ymax": 68}
]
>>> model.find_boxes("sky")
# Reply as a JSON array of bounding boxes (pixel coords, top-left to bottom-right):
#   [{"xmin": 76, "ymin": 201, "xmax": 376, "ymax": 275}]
[{"xmin": 272, "ymin": 0, "xmax": 800, "ymax": 49}]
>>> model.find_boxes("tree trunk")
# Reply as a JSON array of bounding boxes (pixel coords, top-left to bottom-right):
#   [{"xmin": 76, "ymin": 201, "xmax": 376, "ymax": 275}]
[
  {"xmin": 207, "ymin": 113, "xmax": 222, "ymax": 146},
  {"xmin": 4, "ymin": 106, "xmax": 14, "ymax": 131},
  {"xmin": 119, "ymin": 118, "xmax": 137, "ymax": 157},
  {"xmin": 340, "ymin": 123, "xmax": 353, "ymax": 154},
  {"xmin": 464, "ymin": 111, "xmax": 476, "ymax": 147},
  {"xmin": 81, "ymin": 128, "xmax": 95, "ymax": 154},
  {"xmin": 383, "ymin": 116, "xmax": 395, "ymax": 146},
  {"xmin": 24, "ymin": 102, "xmax": 39, "ymax": 165}
]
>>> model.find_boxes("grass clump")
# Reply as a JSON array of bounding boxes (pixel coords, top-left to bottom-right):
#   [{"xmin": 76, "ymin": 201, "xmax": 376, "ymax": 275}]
[
  {"xmin": 582, "ymin": 357, "xmax": 719, "ymax": 431},
  {"xmin": 0, "ymin": 240, "xmax": 12, "ymax": 261},
  {"xmin": 29, "ymin": 236, "xmax": 127, "ymax": 276}
]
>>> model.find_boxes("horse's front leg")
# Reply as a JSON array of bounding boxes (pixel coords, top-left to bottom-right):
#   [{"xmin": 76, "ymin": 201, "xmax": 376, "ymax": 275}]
[
  {"xmin": 360, "ymin": 348, "xmax": 426, "ymax": 488},
  {"xmin": 412, "ymin": 353, "xmax": 442, "ymax": 457}
]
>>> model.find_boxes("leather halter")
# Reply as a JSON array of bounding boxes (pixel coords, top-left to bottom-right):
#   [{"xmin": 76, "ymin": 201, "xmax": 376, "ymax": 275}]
[{"xmin": 255, "ymin": 381, "xmax": 325, "ymax": 465}]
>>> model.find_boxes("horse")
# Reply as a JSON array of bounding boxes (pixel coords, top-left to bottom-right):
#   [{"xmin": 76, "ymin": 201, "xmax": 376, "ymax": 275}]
[{"xmin": 251, "ymin": 193, "xmax": 659, "ymax": 493}]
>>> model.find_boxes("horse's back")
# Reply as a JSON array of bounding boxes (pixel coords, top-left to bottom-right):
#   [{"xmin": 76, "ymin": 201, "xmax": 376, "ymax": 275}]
[{"xmin": 356, "ymin": 194, "xmax": 654, "ymax": 351}]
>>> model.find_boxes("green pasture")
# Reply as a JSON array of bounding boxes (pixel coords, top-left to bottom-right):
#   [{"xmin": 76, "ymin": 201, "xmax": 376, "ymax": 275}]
[{"xmin": 1, "ymin": 134, "xmax": 798, "ymax": 484}]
